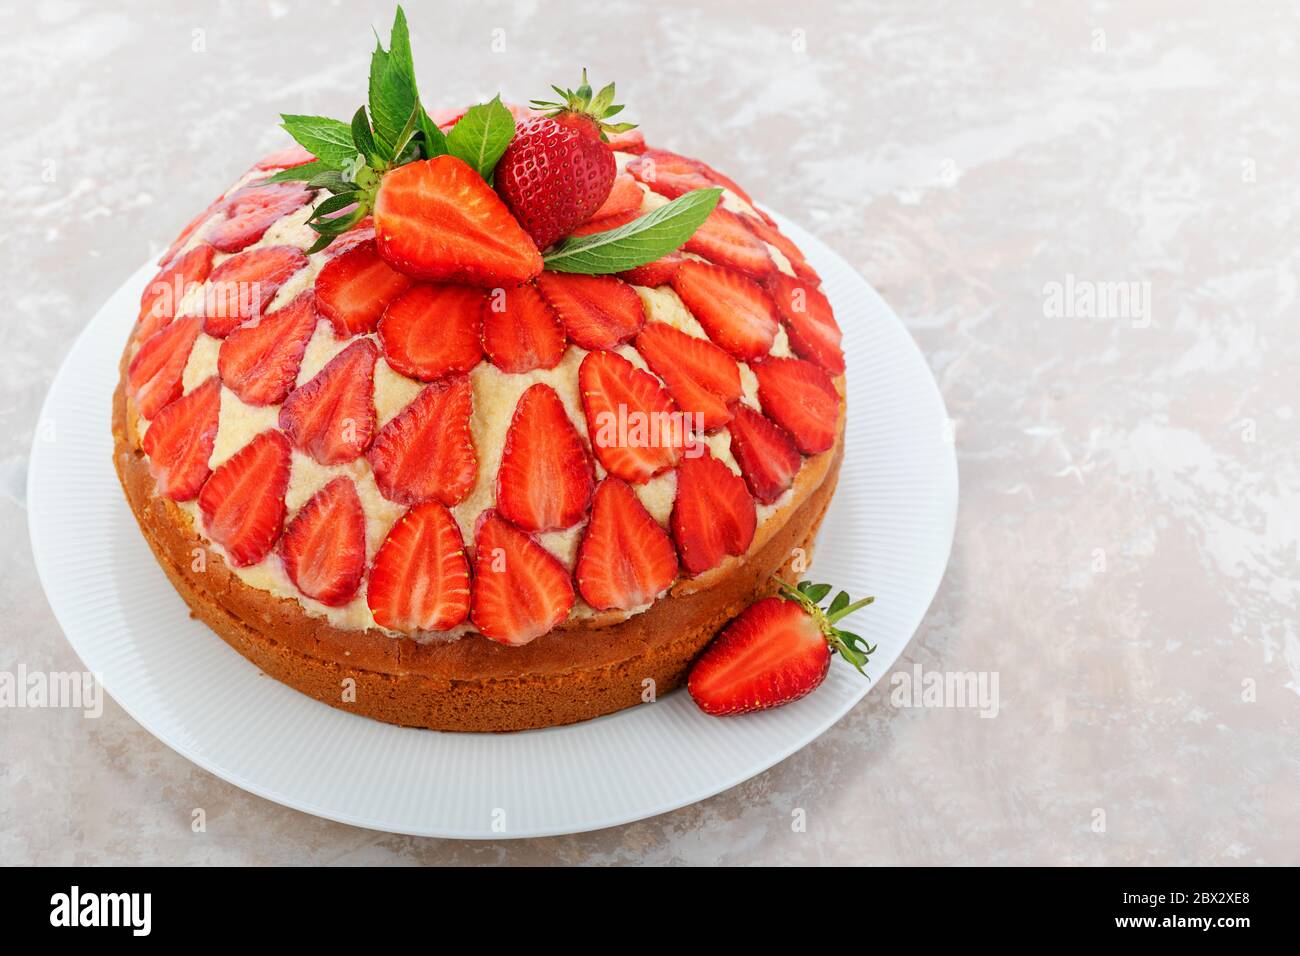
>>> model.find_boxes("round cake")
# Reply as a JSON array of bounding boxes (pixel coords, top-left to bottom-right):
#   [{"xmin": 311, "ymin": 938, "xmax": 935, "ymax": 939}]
[{"xmin": 112, "ymin": 74, "xmax": 846, "ymax": 732}]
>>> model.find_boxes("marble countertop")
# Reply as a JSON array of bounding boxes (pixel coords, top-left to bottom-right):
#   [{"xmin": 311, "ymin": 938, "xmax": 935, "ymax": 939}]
[{"xmin": 3, "ymin": 0, "xmax": 1297, "ymax": 865}]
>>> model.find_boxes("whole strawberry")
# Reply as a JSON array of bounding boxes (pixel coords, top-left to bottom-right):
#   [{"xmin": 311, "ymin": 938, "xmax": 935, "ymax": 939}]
[{"xmin": 496, "ymin": 70, "xmax": 637, "ymax": 250}]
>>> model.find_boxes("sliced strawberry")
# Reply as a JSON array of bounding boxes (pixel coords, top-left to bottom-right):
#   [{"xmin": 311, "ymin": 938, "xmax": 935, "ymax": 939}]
[
  {"xmin": 278, "ymin": 476, "xmax": 367, "ymax": 606},
  {"xmin": 367, "ymin": 375, "xmax": 477, "ymax": 506},
  {"xmin": 159, "ymin": 192, "xmax": 225, "ymax": 267},
  {"xmin": 481, "ymin": 282, "xmax": 567, "ymax": 373},
  {"xmin": 693, "ymin": 158, "xmax": 757, "ymax": 209},
  {"xmin": 367, "ymin": 500, "xmax": 471, "ymax": 632},
  {"xmin": 684, "ymin": 207, "xmax": 773, "ymax": 277},
  {"xmin": 470, "ymin": 510, "xmax": 575, "ymax": 646},
  {"xmin": 670, "ymin": 449, "xmax": 756, "ymax": 576},
  {"xmin": 202, "ymin": 245, "xmax": 307, "ymax": 338},
  {"xmin": 742, "ymin": 214, "xmax": 819, "ymax": 282},
  {"xmin": 218, "ymin": 290, "xmax": 318, "ymax": 406},
  {"xmin": 373, "ymin": 155, "xmax": 542, "ymax": 286},
  {"xmin": 207, "ymin": 181, "xmax": 313, "ymax": 253},
  {"xmin": 671, "ymin": 260, "xmax": 777, "ymax": 361},
  {"xmin": 587, "ymin": 172, "xmax": 642, "ymax": 222},
  {"xmin": 141, "ymin": 376, "xmax": 221, "ymax": 501},
  {"xmin": 575, "ymin": 477, "xmax": 678, "ymax": 611},
  {"xmin": 688, "ymin": 597, "xmax": 828, "ymax": 715},
  {"xmin": 634, "ymin": 322, "xmax": 741, "ymax": 431},
  {"xmin": 137, "ymin": 243, "xmax": 214, "ymax": 342},
  {"xmin": 535, "ymin": 272, "xmax": 644, "ymax": 350},
  {"xmin": 764, "ymin": 272, "xmax": 844, "ymax": 374},
  {"xmin": 578, "ymin": 350, "xmax": 680, "ymax": 483},
  {"xmin": 314, "ymin": 239, "xmax": 414, "ymax": 336},
  {"xmin": 606, "ymin": 129, "xmax": 646, "ymax": 154},
  {"xmin": 377, "ymin": 283, "xmax": 483, "ymax": 381},
  {"xmin": 727, "ymin": 402, "xmax": 803, "ymax": 504},
  {"xmin": 254, "ymin": 144, "xmax": 316, "ymax": 171},
  {"xmin": 324, "ymin": 216, "xmax": 376, "ymax": 258},
  {"xmin": 127, "ymin": 315, "xmax": 201, "ymax": 420},
  {"xmin": 569, "ymin": 206, "xmax": 640, "ymax": 236},
  {"xmin": 617, "ymin": 252, "xmax": 687, "ymax": 287},
  {"xmin": 626, "ymin": 149, "xmax": 715, "ymax": 199},
  {"xmin": 198, "ymin": 429, "xmax": 292, "ymax": 568},
  {"xmin": 496, "ymin": 383, "xmax": 594, "ymax": 533},
  {"xmin": 278, "ymin": 339, "xmax": 378, "ymax": 464},
  {"xmin": 752, "ymin": 357, "xmax": 840, "ymax": 454}
]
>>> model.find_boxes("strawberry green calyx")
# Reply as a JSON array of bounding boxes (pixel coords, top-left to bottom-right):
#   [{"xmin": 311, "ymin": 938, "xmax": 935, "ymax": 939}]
[
  {"xmin": 529, "ymin": 69, "xmax": 637, "ymax": 141},
  {"xmin": 773, "ymin": 578, "xmax": 877, "ymax": 675}
]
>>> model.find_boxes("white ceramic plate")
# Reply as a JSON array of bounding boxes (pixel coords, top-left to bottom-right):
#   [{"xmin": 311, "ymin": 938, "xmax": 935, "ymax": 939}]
[{"xmin": 28, "ymin": 213, "xmax": 957, "ymax": 839}]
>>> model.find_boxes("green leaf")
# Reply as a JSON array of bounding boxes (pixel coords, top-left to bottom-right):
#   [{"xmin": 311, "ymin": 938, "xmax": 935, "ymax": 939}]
[
  {"xmin": 308, "ymin": 193, "xmax": 362, "ymax": 222},
  {"xmin": 418, "ymin": 106, "xmax": 449, "ymax": 158},
  {"xmin": 828, "ymin": 591, "xmax": 850, "ymax": 616},
  {"xmin": 280, "ymin": 115, "xmax": 358, "ymax": 169},
  {"xmin": 350, "ymin": 106, "xmax": 384, "ymax": 166},
  {"xmin": 261, "ymin": 160, "xmax": 325, "ymax": 184},
  {"xmin": 802, "ymin": 583, "xmax": 832, "ymax": 603},
  {"xmin": 543, "ymin": 188, "xmax": 722, "ymax": 274},
  {"xmin": 444, "ymin": 96, "xmax": 516, "ymax": 180},
  {"xmin": 307, "ymin": 169, "xmax": 357, "ymax": 195},
  {"xmin": 368, "ymin": 7, "xmax": 419, "ymax": 155}
]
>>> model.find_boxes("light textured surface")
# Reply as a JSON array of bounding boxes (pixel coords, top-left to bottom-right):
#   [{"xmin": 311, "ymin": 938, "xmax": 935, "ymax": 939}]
[{"xmin": 3, "ymin": 0, "xmax": 1297, "ymax": 864}]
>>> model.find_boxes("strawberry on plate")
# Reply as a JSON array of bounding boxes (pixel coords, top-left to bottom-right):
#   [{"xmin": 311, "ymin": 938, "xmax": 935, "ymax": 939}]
[
  {"xmin": 201, "ymin": 245, "xmax": 308, "ymax": 338},
  {"xmin": 670, "ymin": 448, "xmax": 756, "ymax": 576},
  {"xmin": 764, "ymin": 272, "xmax": 844, "ymax": 374},
  {"xmin": 578, "ymin": 349, "xmax": 680, "ymax": 483},
  {"xmin": 378, "ymin": 283, "xmax": 484, "ymax": 381},
  {"xmin": 278, "ymin": 339, "xmax": 378, "ymax": 464},
  {"xmin": 368, "ymin": 375, "xmax": 477, "ymax": 506},
  {"xmin": 634, "ymin": 322, "xmax": 741, "ymax": 432},
  {"xmin": 671, "ymin": 260, "xmax": 777, "ymax": 361},
  {"xmin": 314, "ymin": 239, "xmax": 413, "ymax": 336},
  {"xmin": 278, "ymin": 476, "xmax": 367, "ymax": 606},
  {"xmin": 207, "ymin": 181, "xmax": 313, "ymax": 253},
  {"xmin": 137, "ymin": 242, "xmax": 214, "ymax": 342},
  {"xmin": 617, "ymin": 252, "xmax": 687, "ymax": 287},
  {"xmin": 142, "ymin": 375, "xmax": 221, "ymax": 501},
  {"xmin": 496, "ymin": 383, "xmax": 594, "ymax": 533},
  {"xmin": 688, "ymin": 580, "xmax": 875, "ymax": 716},
  {"xmin": 470, "ymin": 510, "xmax": 575, "ymax": 645},
  {"xmin": 726, "ymin": 401, "xmax": 803, "ymax": 504},
  {"xmin": 535, "ymin": 272, "xmax": 644, "ymax": 350},
  {"xmin": 218, "ymin": 290, "xmax": 318, "ymax": 406},
  {"xmin": 684, "ymin": 207, "xmax": 774, "ymax": 278},
  {"xmin": 373, "ymin": 155, "xmax": 542, "ymax": 286},
  {"xmin": 495, "ymin": 71, "xmax": 635, "ymax": 250},
  {"xmin": 575, "ymin": 477, "xmax": 678, "ymax": 611},
  {"xmin": 752, "ymin": 356, "xmax": 841, "ymax": 454},
  {"xmin": 127, "ymin": 315, "xmax": 202, "ymax": 420},
  {"xmin": 367, "ymin": 500, "xmax": 472, "ymax": 632},
  {"xmin": 481, "ymin": 282, "xmax": 567, "ymax": 373},
  {"xmin": 198, "ymin": 428, "xmax": 292, "ymax": 568}
]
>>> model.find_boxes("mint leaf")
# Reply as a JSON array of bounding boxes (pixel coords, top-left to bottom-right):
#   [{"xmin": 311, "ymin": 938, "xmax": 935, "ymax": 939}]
[
  {"xmin": 280, "ymin": 115, "xmax": 357, "ymax": 169},
  {"xmin": 350, "ymin": 106, "xmax": 383, "ymax": 167},
  {"xmin": 543, "ymin": 188, "xmax": 722, "ymax": 274},
  {"xmin": 368, "ymin": 7, "xmax": 419, "ymax": 156},
  {"xmin": 444, "ymin": 96, "xmax": 516, "ymax": 180},
  {"xmin": 261, "ymin": 160, "xmax": 325, "ymax": 184},
  {"xmin": 419, "ymin": 106, "xmax": 449, "ymax": 158}
]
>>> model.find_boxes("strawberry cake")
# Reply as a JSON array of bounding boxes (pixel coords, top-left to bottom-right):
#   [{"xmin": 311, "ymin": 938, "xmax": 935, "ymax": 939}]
[{"xmin": 112, "ymin": 15, "xmax": 845, "ymax": 732}]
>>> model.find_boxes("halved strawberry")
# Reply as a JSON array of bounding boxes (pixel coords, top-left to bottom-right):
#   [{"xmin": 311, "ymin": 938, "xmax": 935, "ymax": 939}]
[
  {"xmin": 254, "ymin": 144, "xmax": 316, "ymax": 171},
  {"xmin": 367, "ymin": 500, "xmax": 471, "ymax": 632},
  {"xmin": 207, "ymin": 181, "xmax": 313, "ymax": 253},
  {"xmin": 496, "ymin": 383, "xmax": 594, "ymax": 532},
  {"xmin": 752, "ymin": 357, "xmax": 841, "ymax": 454},
  {"xmin": 727, "ymin": 402, "xmax": 803, "ymax": 504},
  {"xmin": 127, "ymin": 315, "xmax": 202, "ymax": 420},
  {"xmin": 578, "ymin": 349, "xmax": 680, "ymax": 483},
  {"xmin": 587, "ymin": 172, "xmax": 642, "ymax": 222},
  {"xmin": 670, "ymin": 449, "xmax": 756, "ymax": 576},
  {"xmin": 606, "ymin": 128, "xmax": 646, "ymax": 154},
  {"xmin": 764, "ymin": 272, "xmax": 844, "ymax": 374},
  {"xmin": 687, "ymin": 581, "xmax": 875, "ymax": 716},
  {"xmin": 314, "ymin": 239, "xmax": 414, "ymax": 336},
  {"xmin": 137, "ymin": 242, "xmax": 214, "ymax": 342},
  {"xmin": 368, "ymin": 375, "xmax": 477, "ymax": 506},
  {"xmin": 198, "ymin": 429, "xmax": 292, "ymax": 568},
  {"xmin": 141, "ymin": 375, "xmax": 221, "ymax": 501},
  {"xmin": 575, "ymin": 477, "xmax": 678, "ymax": 611},
  {"xmin": 470, "ymin": 510, "xmax": 575, "ymax": 645},
  {"xmin": 617, "ymin": 252, "xmax": 686, "ymax": 287},
  {"xmin": 535, "ymin": 272, "xmax": 644, "ymax": 349},
  {"xmin": 481, "ymin": 282, "xmax": 567, "ymax": 373},
  {"xmin": 278, "ymin": 476, "xmax": 366, "ymax": 606},
  {"xmin": 218, "ymin": 290, "xmax": 318, "ymax": 406},
  {"xmin": 278, "ymin": 339, "xmax": 378, "ymax": 464},
  {"xmin": 634, "ymin": 322, "xmax": 741, "ymax": 432},
  {"xmin": 626, "ymin": 149, "xmax": 715, "ymax": 199},
  {"xmin": 684, "ymin": 207, "xmax": 773, "ymax": 278},
  {"xmin": 671, "ymin": 260, "xmax": 777, "ymax": 361},
  {"xmin": 377, "ymin": 283, "xmax": 483, "ymax": 381},
  {"xmin": 569, "ymin": 206, "xmax": 640, "ymax": 236},
  {"xmin": 742, "ymin": 214, "xmax": 819, "ymax": 282},
  {"xmin": 202, "ymin": 245, "xmax": 307, "ymax": 338},
  {"xmin": 373, "ymin": 156, "xmax": 542, "ymax": 286}
]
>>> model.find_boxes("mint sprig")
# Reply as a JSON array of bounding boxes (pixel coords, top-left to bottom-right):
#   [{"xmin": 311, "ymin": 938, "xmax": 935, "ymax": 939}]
[
  {"xmin": 542, "ymin": 188, "xmax": 721, "ymax": 274},
  {"xmin": 444, "ymin": 96, "xmax": 516, "ymax": 181}
]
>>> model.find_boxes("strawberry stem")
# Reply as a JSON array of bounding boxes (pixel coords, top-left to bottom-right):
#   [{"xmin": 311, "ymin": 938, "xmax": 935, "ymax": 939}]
[{"xmin": 773, "ymin": 577, "xmax": 877, "ymax": 676}]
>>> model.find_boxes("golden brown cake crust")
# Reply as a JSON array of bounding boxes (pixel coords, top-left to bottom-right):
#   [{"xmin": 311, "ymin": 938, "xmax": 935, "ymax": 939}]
[{"xmin": 113, "ymin": 338, "xmax": 843, "ymax": 732}]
